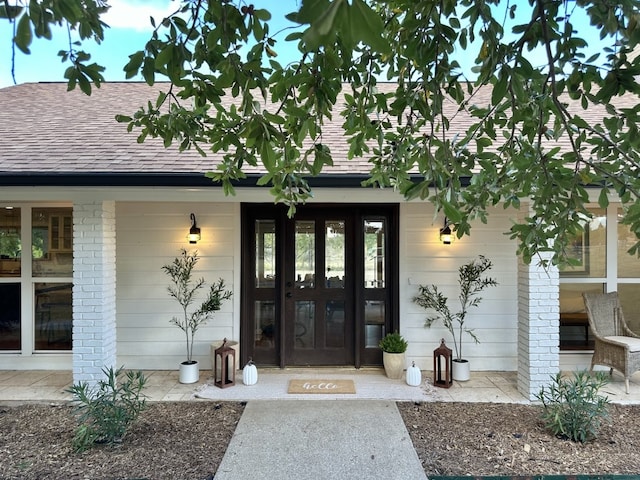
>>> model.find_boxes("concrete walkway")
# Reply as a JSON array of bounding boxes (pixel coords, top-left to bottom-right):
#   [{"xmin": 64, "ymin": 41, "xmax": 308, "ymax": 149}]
[{"xmin": 214, "ymin": 400, "xmax": 427, "ymax": 480}]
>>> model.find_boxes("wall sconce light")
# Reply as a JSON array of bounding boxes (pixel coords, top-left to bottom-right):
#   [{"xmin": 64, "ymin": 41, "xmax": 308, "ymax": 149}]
[
  {"xmin": 188, "ymin": 213, "xmax": 201, "ymax": 244},
  {"xmin": 439, "ymin": 218, "xmax": 453, "ymax": 245}
]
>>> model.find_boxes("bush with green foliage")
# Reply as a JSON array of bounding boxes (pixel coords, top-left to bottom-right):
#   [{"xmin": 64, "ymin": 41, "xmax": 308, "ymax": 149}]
[
  {"xmin": 66, "ymin": 366, "xmax": 148, "ymax": 452},
  {"xmin": 379, "ymin": 332, "xmax": 408, "ymax": 353},
  {"xmin": 536, "ymin": 371, "xmax": 611, "ymax": 443}
]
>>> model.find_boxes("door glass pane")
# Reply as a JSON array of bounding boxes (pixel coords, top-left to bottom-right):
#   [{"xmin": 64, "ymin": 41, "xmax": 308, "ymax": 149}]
[
  {"xmin": 32, "ymin": 208, "xmax": 73, "ymax": 277},
  {"xmin": 255, "ymin": 220, "xmax": 276, "ymax": 288},
  {"xmin": 0, "ymin": 283, "xmax": 21, "ymax": 350},
  {"xmin": 559, "ymin": 208, "xmax": 605, "ymax": 278},
  {"xmin": 325, "ymin": 221, "xmax": 345, "ymax": 288},
  {"xmin": 295, "ymin": 221, "xmax": 315, "ymax": 288},
  {"xmin": 326, "ymin": 300, "xmax": 345, "ymax": 348},
  {"xmin": 364, "ymin": 220, "xmax": 385, "ymax": 288},
  {"xmin": 0, "ymin": 207, "xmax": 21, "ymax": 277},
  {"xmin": 295, "ymin": 301, "xmax": 315, "ymax": 349},
  {"xmin": 34, "ymin": 282, "xmax": 72, "ymax": 351},
  {"xmin": 618, "ymin": 208, "xmax": 640, "ymax": 278},
  {"xmin": 254, "ymin": 300, "xmax": 275, "ymax": 347},
  {"xmin": 365, "ymin": 300, "xmax": 385, "ymax": 348}
]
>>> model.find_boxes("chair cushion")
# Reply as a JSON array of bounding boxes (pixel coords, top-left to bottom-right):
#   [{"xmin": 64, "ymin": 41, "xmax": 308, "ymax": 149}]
[{"xmin": 604, "ymin": 336, "xmax": 640, "ymax": 352}]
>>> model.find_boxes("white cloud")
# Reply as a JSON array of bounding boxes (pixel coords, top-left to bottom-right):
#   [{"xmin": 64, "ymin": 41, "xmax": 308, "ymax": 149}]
[{"xmin": 102, "ymin": 0, "xmax": 176, "ymax": 32}]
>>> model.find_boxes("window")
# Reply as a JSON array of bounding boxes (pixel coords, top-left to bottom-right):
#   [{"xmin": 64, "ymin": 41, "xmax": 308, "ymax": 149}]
[
  {"xmin": 559, "ymin": 206, "xmax": 640, "ymax": 350},
  {"xmin": 0, "ymin": 205, "xmax": 73, "ymax": 354}
]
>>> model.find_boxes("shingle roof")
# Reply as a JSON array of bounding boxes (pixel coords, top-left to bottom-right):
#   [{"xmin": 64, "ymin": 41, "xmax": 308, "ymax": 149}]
[
  {"xmin": 0, "ymin": 81, "xmax": 379, "ymax": 186},
  {"xmin": 0, "ymin": 80, "xmax": 622, "ymax": 187}
]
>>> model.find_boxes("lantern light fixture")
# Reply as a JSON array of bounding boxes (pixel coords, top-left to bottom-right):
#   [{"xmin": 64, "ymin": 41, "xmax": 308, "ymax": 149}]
[
  {"xmin": 439, "ymin": 217, "xmax": 453, "ymax": 245},
  {"xmin": 188, "ymin": 213, "xmax": 201, "ymax": 244}
]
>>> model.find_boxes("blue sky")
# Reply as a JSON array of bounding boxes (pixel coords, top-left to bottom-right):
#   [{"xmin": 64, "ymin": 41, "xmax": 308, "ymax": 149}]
[
  {"xmin": 0, "ymin": 1, "xmax": 605, "ymax": 89},
  {"xmin": 0, "ymin": 0, "xmax": 303, "ymax": 88}
]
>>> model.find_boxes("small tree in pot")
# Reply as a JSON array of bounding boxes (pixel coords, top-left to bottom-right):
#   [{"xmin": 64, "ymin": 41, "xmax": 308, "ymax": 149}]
[
  {"xmin": 163, "ymin": 248, "xmax": 232, "ymax": 384},
  {"xmin": 413, "ymin": 255, "xmax": 497, "ymax": 381}
]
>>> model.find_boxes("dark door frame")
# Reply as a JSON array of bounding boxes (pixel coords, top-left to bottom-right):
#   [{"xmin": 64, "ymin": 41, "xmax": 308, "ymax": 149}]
[{"xmin": 240, "ymin": 203, "xmax": 399, "ymax": 368}]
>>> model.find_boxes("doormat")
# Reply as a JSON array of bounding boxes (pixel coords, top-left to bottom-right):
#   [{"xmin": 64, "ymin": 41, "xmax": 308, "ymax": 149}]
[{"xmin": 288, "ymin": 379, "xmax": 356, "ymax": 394}]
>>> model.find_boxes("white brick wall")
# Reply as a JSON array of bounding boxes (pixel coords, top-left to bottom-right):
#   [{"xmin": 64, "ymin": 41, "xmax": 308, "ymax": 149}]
[
  {"xmin": 72, "ymin": 201, "xmax": 117, "ymax": 385},
  {"xmin": 517, "ymin": 254, "xmax": 559, "ymax": 400}
]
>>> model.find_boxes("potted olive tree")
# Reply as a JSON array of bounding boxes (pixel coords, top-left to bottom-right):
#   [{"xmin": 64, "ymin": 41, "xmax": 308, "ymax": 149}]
[
  {"xmin": 413, "ymin": 255, "xmax": 497, "ymax": 381},
  {"xmin": 163, "ymin": 248, "xmax": 232, "ymax": 384},
  {"xmin": 379, "ymin": 332, "xmax": 408, "ymax": 379}
]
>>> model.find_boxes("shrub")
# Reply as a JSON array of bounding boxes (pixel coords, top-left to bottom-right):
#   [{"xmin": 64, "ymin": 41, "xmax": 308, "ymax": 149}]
[
  {"xmin": 66, "ymin": 366, "xmax": 148, "ymax": 452},
  {"xmin": 379, "ymin": 332, "xmax": 408, "ymax": 353},
  {"xmin": 536, "ymin": 371, "xmax": 610, "ymax": 443}
]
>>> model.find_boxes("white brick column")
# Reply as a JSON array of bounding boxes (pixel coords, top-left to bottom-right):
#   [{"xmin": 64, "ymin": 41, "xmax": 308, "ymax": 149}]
[
  {"xmin": 517, "ymin": 253, "xmax": 559, "ymax": 400},
  {"xmin": 72, "ymin": 201, "xmax": 117, "ymax": 385}
]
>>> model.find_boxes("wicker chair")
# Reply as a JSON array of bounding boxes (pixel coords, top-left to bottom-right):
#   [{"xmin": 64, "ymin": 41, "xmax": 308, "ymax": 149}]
[{"xmin": 582, "ymin": 292, "xmax": 640, "ymax": 393}]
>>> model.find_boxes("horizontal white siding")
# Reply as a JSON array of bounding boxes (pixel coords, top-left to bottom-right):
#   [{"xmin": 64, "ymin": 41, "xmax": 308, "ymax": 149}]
[
  {"xmin": 116, "ymin": 202, "xmax": 239, "ymax": 370},
  {"xmin": 400, "ymin": 203, "xmax": 519, "ymax": 371}
]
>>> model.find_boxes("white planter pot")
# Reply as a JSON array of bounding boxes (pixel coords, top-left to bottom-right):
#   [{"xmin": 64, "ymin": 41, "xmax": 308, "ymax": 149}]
[
  {"xmin": 382, "ymin": 352, "xmax": 406, "ymax": 379},
  {"xmin": 179, "ymin": 360, "xmax": 200, "ymax": 384},
  {"xmin": 452, "ymin": 359, "xmax": 470, "ymax": 382}
]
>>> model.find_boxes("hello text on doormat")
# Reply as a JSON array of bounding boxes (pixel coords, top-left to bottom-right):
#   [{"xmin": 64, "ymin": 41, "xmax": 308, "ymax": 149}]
[{"xmin": 288, "ymin": 379, "xmax": 356, "ymax": 394}]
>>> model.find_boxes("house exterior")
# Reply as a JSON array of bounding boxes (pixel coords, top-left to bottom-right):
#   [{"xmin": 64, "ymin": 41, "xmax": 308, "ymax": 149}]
[{"xmin": 0, "ymin": 82, "xmax": 637, "ymax": 400}]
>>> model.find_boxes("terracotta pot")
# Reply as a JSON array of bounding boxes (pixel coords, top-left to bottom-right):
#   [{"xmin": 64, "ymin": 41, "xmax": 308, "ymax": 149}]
[
  {"xmin": 452, "ymin": 359, "xmax": 470, "ymax": 381},
  {"xmin": 382, "ymin": 351, "xmax": 405, "ymax": 379}
]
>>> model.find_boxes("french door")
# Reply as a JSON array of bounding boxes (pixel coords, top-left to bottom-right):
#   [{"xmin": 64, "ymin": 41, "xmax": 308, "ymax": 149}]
[{"xmin": 241, "ymin": 204, "xmax": 398, "ymax": 367}]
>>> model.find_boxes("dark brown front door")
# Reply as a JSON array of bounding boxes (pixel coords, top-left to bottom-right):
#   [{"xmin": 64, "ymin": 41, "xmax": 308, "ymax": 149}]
[
  {"xmin": 283, "ymin": 212, "xmax": 354, "ymax": 365},
  {"xmin": 241, "ymin": 204, "xmax": 398, "ymax": 368}
]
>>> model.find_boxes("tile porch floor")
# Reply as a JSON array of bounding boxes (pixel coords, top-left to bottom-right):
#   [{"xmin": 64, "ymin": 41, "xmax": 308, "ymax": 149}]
[{"xmin": 1, "ymin": 368, "xmax": 640, "ymax": 405}]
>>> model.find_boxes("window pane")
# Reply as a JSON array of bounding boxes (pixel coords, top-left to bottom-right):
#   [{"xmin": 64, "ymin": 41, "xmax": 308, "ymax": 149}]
[
  {"xmin": 559, "ymin": 283, "xmax": 602, "ymax": 350},
  {"xmin": 254, "ymin": 300, "xmax": 275, "ymax": 348},
  {"xmin": 295, "ymin": 221, "xmax": 315, "ymax": 288},
  {"xmin": 32, "ymin": 208, "xmax": 73, "ymax": 277},
  {"xmin": 364, "ymin": 220, "xmax": 385, "ymax": 288},
  {"xmin": 560, "ymin": 209, "xmax": 606, "ymax": 278},
  {"xmin": 326, "ymin": 300, "xmax": 345, "ymax": 348},
  {"xmin": 294, "ymin": 301, "xmax": 315, "ymax": 349},
  {"xmin": 325, "ymin": 221, "xmax": 344, "ymax": 288},
  {"xmin": 618, "ymin": 209, "xmax": 640, "ymax": 278},
  {"xmin": 618, "ymin": 285, "xmax": 640, "ymax": 334},
  {"xmin": 0, "ymin": 207, "xmax": 21, "ymax": 277},
  {"xmin": 34, "ymin": 282, "xmax": 72, "ymax": 351},
  {"xmin": 0, "ymin": 283, "xmax": 21, "ymax": 350},
  {"xmin": 255, "ymin": 220, "xmax": 276, "ymax": 288},
  {"xmin": 364, "ymin": 300, "xmax": 385, "ymax": 348}
]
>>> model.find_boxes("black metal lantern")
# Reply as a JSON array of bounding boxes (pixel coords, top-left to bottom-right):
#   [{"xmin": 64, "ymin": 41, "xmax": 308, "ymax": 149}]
[
  {"xmin": 214, "ymin": 338, "xmax": 236, "ymax": 389},
  {"xmin": 188, "ymin": 213, "xmax": 201, "ymax": 244},
  {"xmin": 433, "ymin": 338, "xmax": 452, "ymax": 388}
]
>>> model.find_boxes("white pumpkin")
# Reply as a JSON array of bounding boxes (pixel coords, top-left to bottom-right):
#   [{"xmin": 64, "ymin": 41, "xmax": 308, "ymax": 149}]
[
  {"xmin": 406, "ymin": 361, "xmax": 422, "ymax": 387},
  {"xmin": 242, "ymin": 359, "xmax": 258, "ymax": 386}
]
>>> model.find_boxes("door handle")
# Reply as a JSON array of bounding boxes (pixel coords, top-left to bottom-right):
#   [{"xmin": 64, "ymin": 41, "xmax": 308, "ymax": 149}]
[{"xmin": 286, "ymin": 292, "xmax": 292, "ymax": 298}]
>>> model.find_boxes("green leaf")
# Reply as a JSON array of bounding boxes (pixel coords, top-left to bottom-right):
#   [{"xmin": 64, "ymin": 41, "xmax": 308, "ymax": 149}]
[
  {"xmin": 492, "ymin": 73, "xmax": 508, "ymax": 106},
  {"xmin": 302, "ymin": 0, "xmax": 344, "ymax": 50},
  {"xmin": 15, "ymin": 13, "xmax": 33, "ymax": 54},
  {"xmin": 350, "ymin": 0, "xmax": 389, "ymax": 54},
  {"xmin": 598, "ymin": 188, "xmax": 610, "ymax": 208}
]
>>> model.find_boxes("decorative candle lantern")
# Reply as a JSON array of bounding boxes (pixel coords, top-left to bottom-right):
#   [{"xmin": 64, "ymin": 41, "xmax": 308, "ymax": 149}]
[
  {"xmin": 433, "ymin": 338, "xmax": 452, "ymax": 388},
  {"xmin": 214, "ymin": 338, "xmax": 236, "ymax": 389}
]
